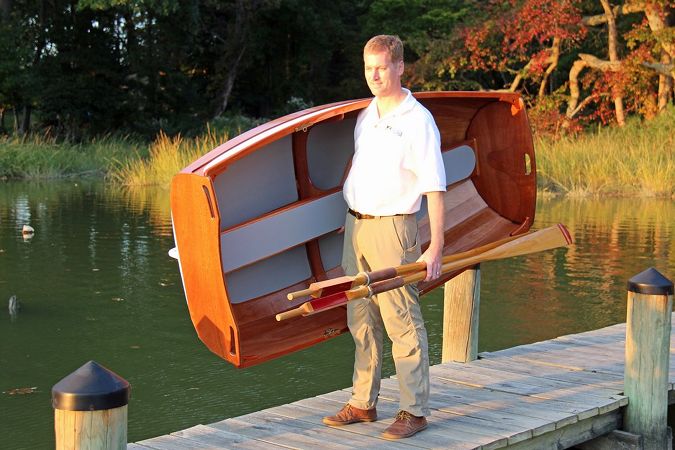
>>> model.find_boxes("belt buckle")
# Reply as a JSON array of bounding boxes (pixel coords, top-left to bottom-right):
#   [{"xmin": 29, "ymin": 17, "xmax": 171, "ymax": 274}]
[{"xmin": 349, "ymin": 208, "xmax": 369, "ymax": 220}]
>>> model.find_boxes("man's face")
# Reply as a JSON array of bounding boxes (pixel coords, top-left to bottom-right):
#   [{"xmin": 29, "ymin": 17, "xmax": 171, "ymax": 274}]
[{"xmin": 364, "ymin": 50, "xmax": 403, "ymax": 98}]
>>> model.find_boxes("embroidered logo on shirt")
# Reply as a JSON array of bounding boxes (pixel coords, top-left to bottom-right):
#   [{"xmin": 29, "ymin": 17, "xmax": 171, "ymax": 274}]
[{"xmin": 385, "ymin": 125, "xmax": 403, "ymax": 137}]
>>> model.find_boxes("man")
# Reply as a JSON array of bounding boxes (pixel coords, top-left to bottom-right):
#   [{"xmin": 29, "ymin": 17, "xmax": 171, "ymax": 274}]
[{"xmin": 322, "ymin": 35, "xmax": 446, "ymax": 440}]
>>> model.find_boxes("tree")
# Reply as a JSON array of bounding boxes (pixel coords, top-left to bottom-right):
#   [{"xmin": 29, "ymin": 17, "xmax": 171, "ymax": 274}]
[
  {"xmin": 0, "ymin": 0, "xmax": 50, "ymax": 135},
  {"xmin": 230, "ymin": 0, "xmax": 368, "ymax": 118},
  {"xmin": 567, "ymin": 0, "xmax": 674, "ymax": 125}
]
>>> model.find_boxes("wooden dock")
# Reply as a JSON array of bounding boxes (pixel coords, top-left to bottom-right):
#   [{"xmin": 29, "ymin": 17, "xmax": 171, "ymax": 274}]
[{"xmin": 127, "ymin": 317, "xmax": 675, "ymax": 449}]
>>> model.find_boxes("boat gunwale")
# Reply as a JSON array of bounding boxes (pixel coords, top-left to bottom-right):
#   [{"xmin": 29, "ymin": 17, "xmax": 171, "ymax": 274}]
[
  {"xmin": 183, "ymin": 99, "xmax": 365, "ymax": 177},
  {"xmin": 181, "ymin": 91, "xmax": 520, "ymax": 179}
]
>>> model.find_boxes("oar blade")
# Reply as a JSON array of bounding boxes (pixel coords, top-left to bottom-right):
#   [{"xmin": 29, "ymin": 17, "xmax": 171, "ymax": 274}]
[{"xmin": 316, "ymin": 281, "xmax": 358, "ymax": 298}]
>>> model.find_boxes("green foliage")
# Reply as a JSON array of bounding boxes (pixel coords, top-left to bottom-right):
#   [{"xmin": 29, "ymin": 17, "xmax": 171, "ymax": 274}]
[{"xmin": 233, "ymin": 0, "xmax": 368, "ymax": 117}]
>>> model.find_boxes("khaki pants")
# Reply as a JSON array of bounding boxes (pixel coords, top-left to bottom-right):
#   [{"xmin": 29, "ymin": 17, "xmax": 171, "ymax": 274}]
[{"xmin": 341, "ymin": 213, "xmax": 430, "ymax": 417}]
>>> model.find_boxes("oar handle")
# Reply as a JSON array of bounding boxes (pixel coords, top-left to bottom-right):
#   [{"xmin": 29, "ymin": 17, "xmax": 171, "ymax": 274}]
[
  {"xmin": 275, "ymin": 303, "xmax": 313, "ymax": 321},
  {"xmin": 276, "ymin": 308, "xmax": 304, "ymax": 321},
  {"xmin": 287, "ymin": 288, "xmax": 314, "ymax": 301}
]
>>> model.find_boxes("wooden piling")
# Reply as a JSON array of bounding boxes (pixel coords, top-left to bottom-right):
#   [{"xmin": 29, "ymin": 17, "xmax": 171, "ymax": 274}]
[
  {"xmin": 52, "ymin": 360, "xmax": 130, "ymax": 450},
  {"xmin": 442, "ymin": 265, "xmax": 480, "ymax": 363},
  {"xmin": 623, "ymin": 267, "xmax": 673, "ymax": 450}
]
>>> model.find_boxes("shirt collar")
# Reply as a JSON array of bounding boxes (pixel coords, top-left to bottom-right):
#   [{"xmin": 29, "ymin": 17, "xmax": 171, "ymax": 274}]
[{"xmin": 370, "ymin": 88, "xmax": 415, "ymax": 120}]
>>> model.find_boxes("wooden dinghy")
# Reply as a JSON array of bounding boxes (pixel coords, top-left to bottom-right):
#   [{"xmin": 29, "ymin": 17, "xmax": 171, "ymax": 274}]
[{"xmin": 170, "ymin": 92, "xmax": 536, "ymax": 368}]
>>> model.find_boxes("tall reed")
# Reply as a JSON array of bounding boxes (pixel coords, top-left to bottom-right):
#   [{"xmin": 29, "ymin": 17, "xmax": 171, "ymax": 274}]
[
  {"xmin": 536, "ymin": 106, "xmax": 674, "ymax": 197},
  {"xmin": 108, "ymin": 128, "xmax": 227, "ymax": 186}
]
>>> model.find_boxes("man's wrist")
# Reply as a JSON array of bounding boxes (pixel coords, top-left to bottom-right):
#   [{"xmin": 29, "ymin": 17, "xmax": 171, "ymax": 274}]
[{"xmin": 426, "ymin": 242, "xmax": 443, "ymax": 255}]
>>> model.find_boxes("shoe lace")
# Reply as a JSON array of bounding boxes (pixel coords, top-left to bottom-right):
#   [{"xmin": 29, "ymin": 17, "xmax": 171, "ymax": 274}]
[
  {"xmin": 340, "ymin": 403, "xmax": 354, "ymax": 418},
  {"xmin": 395, "ymin": 410, "xmax": 413, "ymax": 422}
]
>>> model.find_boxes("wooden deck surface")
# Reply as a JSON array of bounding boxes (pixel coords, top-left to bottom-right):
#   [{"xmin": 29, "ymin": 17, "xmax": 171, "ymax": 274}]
[{"xmin": 129, "ymin": 318, "xmax": 675, "ymax": 449}]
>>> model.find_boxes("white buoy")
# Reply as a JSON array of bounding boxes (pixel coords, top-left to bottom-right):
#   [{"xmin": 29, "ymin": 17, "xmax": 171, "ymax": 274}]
[
  {"xmin": 9, "ymin": 295, "xmax": 19, "ymax": 320},
  {"xmin": 22, "ymin": 225, "xmax": 35, "ymax": 235}
]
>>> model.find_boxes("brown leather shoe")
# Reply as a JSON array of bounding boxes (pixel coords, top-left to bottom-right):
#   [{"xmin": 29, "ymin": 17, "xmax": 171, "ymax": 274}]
[
  {"xmin": 382, "ymin": 410, "xmax": 428, "ymax": 439},
  {"xmin": 322, "ymin": 403, "xmax": 377, "ymax": 426}
]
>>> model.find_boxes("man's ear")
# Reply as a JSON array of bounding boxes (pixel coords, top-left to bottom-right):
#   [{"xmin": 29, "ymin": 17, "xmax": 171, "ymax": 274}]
[{"xmin": 397, "ymin": 61, "xmax": 405, "ymax": 77}]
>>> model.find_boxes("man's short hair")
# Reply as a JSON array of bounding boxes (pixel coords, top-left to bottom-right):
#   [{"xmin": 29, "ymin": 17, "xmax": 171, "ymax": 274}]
[{"xmin": 364, "ymin": 35, "xmax": 404, "ymax": 63}]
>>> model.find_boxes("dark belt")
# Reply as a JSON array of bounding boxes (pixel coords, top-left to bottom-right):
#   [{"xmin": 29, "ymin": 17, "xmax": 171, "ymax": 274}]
[{"xmin": 348, "ymin": 208, "xmax": 408, "ymax": 220}]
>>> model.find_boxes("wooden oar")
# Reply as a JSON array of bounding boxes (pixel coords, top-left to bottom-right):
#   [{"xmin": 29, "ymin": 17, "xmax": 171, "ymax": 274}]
[
  {"xmin": 276, "ymin": 223, "xmax": 573, "ymax": 321},
  {"xmin": 287, "ymin": 231, "xmax": 526, "ymax": 301}
]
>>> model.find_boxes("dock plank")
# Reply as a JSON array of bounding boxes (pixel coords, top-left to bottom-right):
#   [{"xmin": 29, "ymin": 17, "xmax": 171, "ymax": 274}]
[
  {"xmin": 431, "ymin": 362, "xmax": 626, "ymax": 404},
  {"xmin": 422, "ymin": 381, "xmax": 582, "ymax": 428},
  {"xmin": 134, "ymin": 432, "xmax": 274, "ymax": 450},
  {"xmin": 172, "ymin": 424, "xmax": 288, "ymax": 449},
  {"xmin": 211, "ymin": 413, "xmax": 374, "ymax": 449},
  {"xmin": 473, "ymin": 356, "xmax": 624, "ymax": 389}
]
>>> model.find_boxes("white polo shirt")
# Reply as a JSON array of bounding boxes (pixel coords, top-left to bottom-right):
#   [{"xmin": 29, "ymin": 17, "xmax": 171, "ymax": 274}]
[{"xmin": 343, "ymin": 89, "xmax": 446, "ymax": 216}]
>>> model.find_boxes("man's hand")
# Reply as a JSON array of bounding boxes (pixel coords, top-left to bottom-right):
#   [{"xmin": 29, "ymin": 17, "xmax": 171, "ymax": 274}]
[
  {"xmin": 419, "ymin": 191, "xmax": 445, "ymax": 282},
  {"xmin": 418, "ymin": 244, "xmax": 443, "ymax": 281}
]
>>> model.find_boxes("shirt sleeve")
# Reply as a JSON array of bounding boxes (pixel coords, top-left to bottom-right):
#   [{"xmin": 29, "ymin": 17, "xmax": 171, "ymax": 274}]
[{"xmin": 407, "ymin": 112, "xmax": 446, "ymax": 194}]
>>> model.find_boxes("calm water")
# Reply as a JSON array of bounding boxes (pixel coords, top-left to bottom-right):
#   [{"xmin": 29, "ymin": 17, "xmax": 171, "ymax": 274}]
[{"xmin": 0, "ymin": 180, "xmax": 673, "ymax": 449}]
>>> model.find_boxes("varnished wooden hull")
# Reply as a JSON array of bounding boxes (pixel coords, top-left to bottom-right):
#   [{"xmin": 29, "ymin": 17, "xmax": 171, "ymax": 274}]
[{"xmin": 170, "ymin": 92, "xmax": 536, "ymax": 368}]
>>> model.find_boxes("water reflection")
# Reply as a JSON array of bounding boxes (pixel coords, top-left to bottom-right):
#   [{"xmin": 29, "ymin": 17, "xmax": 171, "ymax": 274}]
[
  {"xmin": 102, "ymin": 185, "xmax": 173, "ymax": 238},
  {"xmin": 0, "ymin": 182, "xmax": 673, "ymax": 450},
  {"xmin": 479, "ymin": 196, "xmax": 675, "ymax": 352}
]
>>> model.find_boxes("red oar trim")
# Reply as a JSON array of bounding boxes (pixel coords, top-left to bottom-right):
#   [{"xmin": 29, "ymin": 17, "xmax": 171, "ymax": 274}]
[{"xmin": 276, "ymin": 285, "xmax": 369, "ymax": 321}]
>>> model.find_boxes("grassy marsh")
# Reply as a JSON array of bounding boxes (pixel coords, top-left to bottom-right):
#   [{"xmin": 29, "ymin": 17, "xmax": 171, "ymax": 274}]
[
  {"xmin": 535, "ymin": 106, "xmax": 674, "ymax": 198},
  {"xmin": 107, "ymin": 129, "xmax": 226, "ymax": 186}
]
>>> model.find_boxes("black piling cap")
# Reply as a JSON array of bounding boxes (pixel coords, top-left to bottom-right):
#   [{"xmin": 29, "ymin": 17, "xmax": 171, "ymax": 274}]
[
  {"xmin": 52, "ymin": 361, "xmax": 130, "ymax": 411},
  {"xmin": 627, "ymin": 268, "xmax": 673, "ymax": 296}
]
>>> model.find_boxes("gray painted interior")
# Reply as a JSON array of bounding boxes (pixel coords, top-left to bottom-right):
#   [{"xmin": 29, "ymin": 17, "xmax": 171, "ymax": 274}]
[
  {"xmin": 225, "ymin": 245, "xmax": 312, "ymax": 304},
  {"xmin": 318, "ymin": 231, "xmax": 345, "ymax": 272},
  {"xmin": 442, "ymin": 144, "xmax": 476, "ymax": 184},
  {"xmin": 417, "ymin": 144, "xmax": 476, "ymax": 220},
  {"xmin": 306, "ymin": 117, "xmax": 357, "ymax": 190},
  {"xmin": 213, "ymin": 134, "xmax": 298, "ymax": 230}
]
